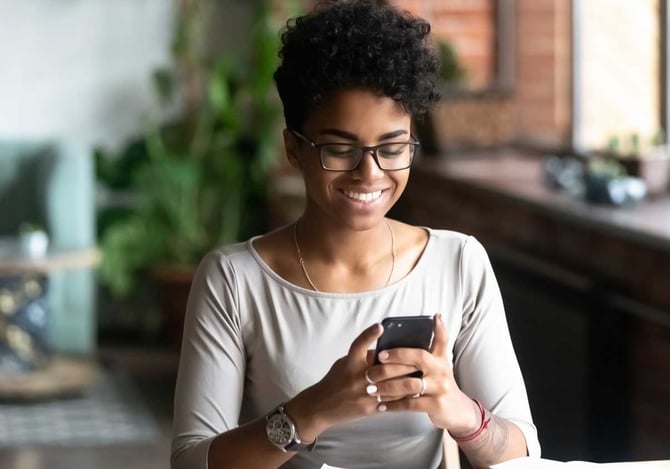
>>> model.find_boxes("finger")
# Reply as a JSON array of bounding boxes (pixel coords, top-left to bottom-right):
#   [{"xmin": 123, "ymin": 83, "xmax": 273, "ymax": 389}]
[
  {"xmin": 366, "ymin": 364, "xmax": 419, "ymax": 383},
  {"xmin": 375, "ymin": 376, "xmax": 426, "ymax": 398},
  {"xmin": 430, "ymin": 314, "xmax": 448, "ymax": 357},
  {"xmin": 349, "ymin": 323, "xmax": 383, "ymax": 360},
  {"xmin": 374, "ymin": 394, "xmax": 406, "ymax": 404},
  {"xmin": 376, "ymin": 347, "xmax": 429, "ymax": 369},
  {"xmin": 376, "ymin": 395, "xmax": 425, "ymax": 413}
]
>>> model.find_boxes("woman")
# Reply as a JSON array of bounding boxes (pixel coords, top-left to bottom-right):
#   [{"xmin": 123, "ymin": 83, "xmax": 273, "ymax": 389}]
[{"xmin": 171, "ymin": 1, "xmax": 540, "ymax": 468}]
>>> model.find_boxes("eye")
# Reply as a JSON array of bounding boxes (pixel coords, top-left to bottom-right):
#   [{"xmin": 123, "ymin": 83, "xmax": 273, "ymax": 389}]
[
  {"xmin": 378, "ymin": 143, "xmax": 409, "ymax": 158},
  {"xmin": 322, "ymin": 144, "xmax": 357, "ymax": 158}
]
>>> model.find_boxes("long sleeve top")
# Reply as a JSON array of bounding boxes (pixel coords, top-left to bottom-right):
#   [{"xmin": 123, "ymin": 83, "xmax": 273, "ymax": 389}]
[{"xmin": 171, "ymin": 229, "xmax": 541, "ymax": 469}]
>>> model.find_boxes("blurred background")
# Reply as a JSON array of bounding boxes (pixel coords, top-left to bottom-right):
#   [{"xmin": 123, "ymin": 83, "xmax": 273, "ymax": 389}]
[{"xmin": 0, "ymin": 0, "xmax": 669, "ymax": 468}]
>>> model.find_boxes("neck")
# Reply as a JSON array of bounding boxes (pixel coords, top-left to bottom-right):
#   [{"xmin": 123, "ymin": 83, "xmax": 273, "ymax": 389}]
[
  {"xmin": 294, "ymin": 217, "xmax": 396, "ymax": 292},
  {"xmin": 295, "ymin": 216, "xmax": 392, "ymax": 264}
]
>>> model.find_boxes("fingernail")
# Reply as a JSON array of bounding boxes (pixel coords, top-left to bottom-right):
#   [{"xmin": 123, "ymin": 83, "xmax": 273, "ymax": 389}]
[
  {"xmin": 436, "ymin": 313, "xmax": 442, "ymax": 323},
  {"xmin": 379, "ymin": 351, "xmax": 389, "ymax": 361},
  {"xmin": 378, "ymin": 404, "xmax": 387, "ymax": 412},
  {"xmin": 366, "ymin": 384, "xmax": 378, "ymax": 395}
]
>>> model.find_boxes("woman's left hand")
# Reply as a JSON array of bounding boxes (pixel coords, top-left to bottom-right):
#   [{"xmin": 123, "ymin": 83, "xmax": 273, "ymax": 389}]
[{"xmin": 365, "ymin": 314, "xmax": 480, "ymax": 435}]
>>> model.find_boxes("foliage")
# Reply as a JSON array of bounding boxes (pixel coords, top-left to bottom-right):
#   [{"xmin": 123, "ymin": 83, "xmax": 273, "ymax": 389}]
[
  {"xmin": 96, "ymin": 0, "xmax": 286, "ymax": 297},
  {"xmin": 604, "ymin": 129, "xmax": 666, "ymax": 158},
  {"xmin": 436, "ymin": 40, "xmax": 465, "ymax": 88}
]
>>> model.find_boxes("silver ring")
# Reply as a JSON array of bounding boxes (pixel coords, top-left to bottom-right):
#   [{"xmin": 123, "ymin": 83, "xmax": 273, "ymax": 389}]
[
  {"xmin": 412, "ymin": 377, "xmax": 426, "ymax": 399},
  {"xmin": 364, "ymin": 369, "xmax": 375, "ymax": 385},
  {"xmin": 376, "ymin": 394, "xmax": 382, "ymax": 403}
]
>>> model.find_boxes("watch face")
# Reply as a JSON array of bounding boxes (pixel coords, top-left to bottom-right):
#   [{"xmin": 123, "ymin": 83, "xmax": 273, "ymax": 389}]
[{"xmin": 266, "ymin": 413, "xmax": 294, "ymax": 446}]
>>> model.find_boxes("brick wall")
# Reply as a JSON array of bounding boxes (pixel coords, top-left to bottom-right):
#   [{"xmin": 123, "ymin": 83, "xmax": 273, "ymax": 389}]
[
  {"xmin": 515, "ymin": 0, "xmax": 572, "ymax": 148},
  {"xmin": 394, "ymin": 0, "xmax": 495, "ymax": 90},
  {"xmin": 399, "ymin": 0, "xmax": 573, "ymax": 149}
]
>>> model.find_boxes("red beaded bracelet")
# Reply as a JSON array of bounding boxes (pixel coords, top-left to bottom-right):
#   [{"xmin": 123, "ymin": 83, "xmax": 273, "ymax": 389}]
[{"xmin": 449, "ymin": 399, "xmax": 491, "ymax": 443}]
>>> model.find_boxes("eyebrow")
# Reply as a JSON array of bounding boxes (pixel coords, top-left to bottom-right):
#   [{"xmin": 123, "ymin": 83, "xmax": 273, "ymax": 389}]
[{"xmin": 319, "ymin": 128, "xmax": 408, "ymax": 141}]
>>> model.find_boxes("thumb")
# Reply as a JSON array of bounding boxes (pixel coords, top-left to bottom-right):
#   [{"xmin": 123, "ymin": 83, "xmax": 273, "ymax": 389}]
[
  {"xmin": 349, "ymin": 322, "xmax": 383, "ymax": 361},
  {"xmin": 430, "ymin": 314, "xmax": 448, "ymax": 357}
]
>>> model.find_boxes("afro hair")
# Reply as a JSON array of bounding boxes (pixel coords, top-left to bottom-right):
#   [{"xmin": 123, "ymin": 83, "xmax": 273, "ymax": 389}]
[{"xmin": 273, "ymin": 0, "xmax": 441, "ymax": 130}]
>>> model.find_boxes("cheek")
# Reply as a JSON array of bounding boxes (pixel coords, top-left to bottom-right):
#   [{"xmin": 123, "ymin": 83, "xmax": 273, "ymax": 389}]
[
  {"xmin": 303, "ymin": 170, "xmax": 336, "ymax": 197},
  {"xmin": 392, "ymin": 172, "xmax": 410, "ymax": 194}
]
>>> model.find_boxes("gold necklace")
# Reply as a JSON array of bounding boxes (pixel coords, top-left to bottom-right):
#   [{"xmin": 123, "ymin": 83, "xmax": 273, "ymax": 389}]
[{"xmin": 293, "ymin": 219, "xmax": 396, "ymax": 292}]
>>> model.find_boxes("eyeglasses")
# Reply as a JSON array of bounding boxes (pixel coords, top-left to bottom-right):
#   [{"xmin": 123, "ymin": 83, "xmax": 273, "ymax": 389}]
[{"xmin": 290, "ymin": 129, "xmax": 419, "ymax": 172}]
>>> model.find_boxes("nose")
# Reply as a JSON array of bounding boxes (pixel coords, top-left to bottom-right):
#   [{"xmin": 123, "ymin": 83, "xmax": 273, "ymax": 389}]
[{"xmin": 351, "ymin": 149, "xmax": 384, "ymax": 179}]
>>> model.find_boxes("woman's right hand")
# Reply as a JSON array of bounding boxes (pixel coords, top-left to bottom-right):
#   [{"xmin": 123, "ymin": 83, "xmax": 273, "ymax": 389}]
[{"xmin": 284, "ymin": 323, "xmax": 386, "ymax": 441}]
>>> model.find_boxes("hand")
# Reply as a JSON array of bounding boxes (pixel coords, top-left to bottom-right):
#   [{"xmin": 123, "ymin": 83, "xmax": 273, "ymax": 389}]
[
  {"xmin": 364, "ymin": 314, "xmax": 481, "ymax": 435},
  {"xmin": 286, "ymin": 322, "xmax": 386, "ymax": 440}
]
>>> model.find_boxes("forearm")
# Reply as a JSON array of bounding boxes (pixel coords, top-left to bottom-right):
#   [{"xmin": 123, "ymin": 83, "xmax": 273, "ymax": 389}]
[
  {"xmin": 206, "ymin": 395, "xmax": 326, "ymax": 469},
  {"xmin": 206, "ymin": 418, "xmax": 295, "ymax": 469},
  {"xmin": 457, "ymin": 415, "xmax": 527, "ymax": 469}
]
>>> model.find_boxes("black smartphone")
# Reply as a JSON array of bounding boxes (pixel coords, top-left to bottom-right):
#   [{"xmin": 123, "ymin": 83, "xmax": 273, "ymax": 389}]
[{"xmin": 374, "ymin": 316, "xmax": 434, "ymax": 377}]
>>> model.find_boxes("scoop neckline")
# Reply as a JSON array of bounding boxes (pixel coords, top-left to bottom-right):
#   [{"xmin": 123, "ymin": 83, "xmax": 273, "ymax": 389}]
[{"xmin": 247, "ymin": 227, "xmax": 434, "ymax": 298}]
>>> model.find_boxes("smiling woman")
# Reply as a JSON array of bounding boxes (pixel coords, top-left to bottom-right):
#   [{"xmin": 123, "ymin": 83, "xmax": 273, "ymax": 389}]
[
  {"xmin": 284, "ymin": 89, "xmax": 413, "ymax": 235},
  {"xmin": 171, "ymin": 2, "xmax": 541, "ymax": 469}
]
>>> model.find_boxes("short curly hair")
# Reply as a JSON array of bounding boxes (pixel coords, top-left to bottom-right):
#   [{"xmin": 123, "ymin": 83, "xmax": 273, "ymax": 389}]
[{"xmin": 274, "ymin": 0, "xmax": 441, "ymax": 130}]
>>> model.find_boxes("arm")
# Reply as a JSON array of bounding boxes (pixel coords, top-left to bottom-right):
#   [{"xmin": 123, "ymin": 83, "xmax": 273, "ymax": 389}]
[
  {"xmin": 171, "ymin": 252, "xmax": 385, "ymax": 468},
  {"xmin": 171, "ymin": 252, "xmax": 303, "ymax": 469},
  {"xmin": 449, "ymin": 399, "xmax": 529, "ymax": 469},
  {"xmin": 452, "ymin": 236, "xmax": 540, "ymax": 467},
  {"xmin": 371, "ymin": 314, "xmax": 532, "ymax": 469},
  {"xmin": 367, "ymin": 237, "xmax": 539, "ymax": 468}
]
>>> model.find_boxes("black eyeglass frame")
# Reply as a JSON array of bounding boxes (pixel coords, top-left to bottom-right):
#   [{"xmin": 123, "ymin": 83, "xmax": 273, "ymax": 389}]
[{"xmin": 289, "ymin": 129, "xmax": 420, "ymax": 172}]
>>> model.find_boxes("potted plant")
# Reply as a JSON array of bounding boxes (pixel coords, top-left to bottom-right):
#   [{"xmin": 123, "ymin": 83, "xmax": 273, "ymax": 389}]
[{"xmin": 95, "ymin": 0, "xmax": 286, "ymax": 343}]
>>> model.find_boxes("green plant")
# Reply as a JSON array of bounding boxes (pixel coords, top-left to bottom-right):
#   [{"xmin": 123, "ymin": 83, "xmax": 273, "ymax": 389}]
[
  {"xmin": 96, "ymin": 0, "xmax": 288, "ymax": 296},
  {"xmin": 604, "ymin": 129, "xmax": 667, "ymax": 159},
  {"xmin": 436, "ymin": 40, "xmax": 465, "ymax": 88},
  {"xmin": 18, "ymin": 223, "xmax": 46, "ymax": 235}
]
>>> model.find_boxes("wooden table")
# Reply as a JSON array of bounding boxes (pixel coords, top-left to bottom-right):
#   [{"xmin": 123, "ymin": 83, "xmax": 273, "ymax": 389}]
[
  {"xmin": 0, "ymin": 240, "xmax": 100, "ymax": 399},
  {"xmin": 0, "ymin": 241, "xmax": 100, "ymax": 274}
]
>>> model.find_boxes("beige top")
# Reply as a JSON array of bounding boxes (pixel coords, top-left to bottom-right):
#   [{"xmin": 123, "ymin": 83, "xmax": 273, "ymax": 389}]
[{"xmin": 171, "ymin": 229, "xmax": 541, "ymax": 469}]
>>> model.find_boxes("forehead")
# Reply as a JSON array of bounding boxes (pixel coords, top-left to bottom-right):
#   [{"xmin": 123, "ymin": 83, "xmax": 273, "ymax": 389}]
[{"xmin": 304, "ymin": 88, "xmax": 411, "ymax": 137}]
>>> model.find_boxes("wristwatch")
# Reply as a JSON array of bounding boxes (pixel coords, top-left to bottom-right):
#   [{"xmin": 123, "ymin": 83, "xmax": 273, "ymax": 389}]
[{"xmin": 265, "ymin": 404, "xmax": 317, "ymax": 452}]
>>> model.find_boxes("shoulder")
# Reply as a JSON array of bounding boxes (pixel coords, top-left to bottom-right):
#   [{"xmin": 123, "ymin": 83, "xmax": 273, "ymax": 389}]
[
  {"xmin": 189, "ymin": 240, "xmax": 261, "ymax": 296},
  {"xmin": 199, "ymin": 241, "xmax": 256, "ymax": 273},
  {"xmin": 426, "ymin": 228, "xmax": 472, "ymax": 245},
  {"xmin": 422, "ymin": 228, "xmax": 481, "ymax": 258},
  {"xmin": 417, "ymin": 229, "xmax": 493, "ymax": 281}
]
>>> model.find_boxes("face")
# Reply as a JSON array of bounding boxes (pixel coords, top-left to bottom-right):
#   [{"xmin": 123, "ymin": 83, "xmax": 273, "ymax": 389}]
[{"xmin": 284, "ymin": 88, "xmax": 412, "ymax": 231}]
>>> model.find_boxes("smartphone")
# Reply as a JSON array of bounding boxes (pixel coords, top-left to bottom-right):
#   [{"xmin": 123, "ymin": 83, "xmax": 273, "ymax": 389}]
[{"xmin": 374, "ymin": 316, "xmax": 434, "ymax": 377}]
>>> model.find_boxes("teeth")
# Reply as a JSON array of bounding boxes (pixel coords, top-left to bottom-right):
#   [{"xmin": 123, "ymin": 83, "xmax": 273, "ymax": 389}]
[{"xmin": 343, "ymin": 190, "xmax": 382, "ymax": 202}]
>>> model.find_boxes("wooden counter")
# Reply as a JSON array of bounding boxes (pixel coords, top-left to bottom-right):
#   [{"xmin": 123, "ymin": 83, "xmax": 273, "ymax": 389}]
[{"xmin": 394, "ymin": 149, "xmax": 670, "ymax": 460}]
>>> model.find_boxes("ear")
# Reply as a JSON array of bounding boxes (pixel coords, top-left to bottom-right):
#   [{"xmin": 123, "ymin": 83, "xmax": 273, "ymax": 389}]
[{"xmin": 283, "ymin": 128, "xmax": 301, "ymax": 170}]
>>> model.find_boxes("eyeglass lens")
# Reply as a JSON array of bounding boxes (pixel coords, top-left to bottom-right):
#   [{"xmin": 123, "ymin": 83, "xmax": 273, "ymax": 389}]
[{"xmin": 320, "ymin": 143, "xmax": 415, "ymax": 170}]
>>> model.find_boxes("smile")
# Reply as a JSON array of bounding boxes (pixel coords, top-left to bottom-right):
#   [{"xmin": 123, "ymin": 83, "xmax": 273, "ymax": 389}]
[{"xmin": 342, "ymin": 190, "xmax": 383, "ymax": 202}]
